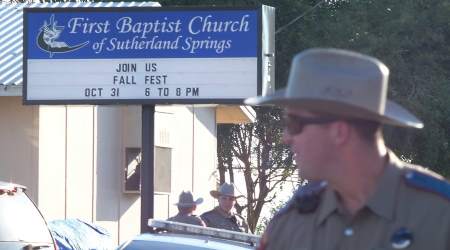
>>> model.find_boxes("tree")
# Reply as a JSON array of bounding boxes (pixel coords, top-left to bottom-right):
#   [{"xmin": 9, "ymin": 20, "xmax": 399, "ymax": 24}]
[
  {"xmin": 159, "ymin": 0, "xmax": 302, "ymax": 233},
  {"xmin": 217, "ymin": 106, "xmax": 296, "ymax": 233}
]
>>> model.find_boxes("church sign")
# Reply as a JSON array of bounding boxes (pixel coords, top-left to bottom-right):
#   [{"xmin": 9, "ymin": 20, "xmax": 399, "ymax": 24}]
[{"xmin": 23, "ymin": 6, "xmax": 272, "ymax": 105}]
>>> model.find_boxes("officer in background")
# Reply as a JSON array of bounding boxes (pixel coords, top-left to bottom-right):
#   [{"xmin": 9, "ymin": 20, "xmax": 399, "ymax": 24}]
[
  {"xmin": 201, "ymin": 182, "xmax": 249, "ymax": 232},
  {"xmin": 168, "ymin": 191, "xmax": 205, "ymax": 226},
  {"xmin": 245, "ymin": 48, "xmax": 450, "ymax": 250}
]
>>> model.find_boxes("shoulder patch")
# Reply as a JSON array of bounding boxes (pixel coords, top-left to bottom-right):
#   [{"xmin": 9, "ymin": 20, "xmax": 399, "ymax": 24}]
[
  {"xmin": 404, "ymin": 169, "xmax": 450, "ymax": 202},
  {"xmin": 273, "ymin": 181, "xmax": 327, "ymax": 218}
]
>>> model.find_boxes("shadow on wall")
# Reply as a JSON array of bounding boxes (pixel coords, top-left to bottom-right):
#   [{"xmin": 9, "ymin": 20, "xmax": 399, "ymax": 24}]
[
  {"xmin": 94, "ymin": 106, "xmax": 216, "ymax": 223},
  {"xmin": 95, "ymin": 106, "xmax": 139, "ymax": 222},
  {"xmin": 192, "ymin": 106, "xmax": 217, "ymax": 138}
]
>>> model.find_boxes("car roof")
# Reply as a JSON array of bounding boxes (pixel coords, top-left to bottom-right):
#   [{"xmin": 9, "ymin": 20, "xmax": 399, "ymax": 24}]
[
  {"xmin": 123, "ymin": 232, "xmax": 255, "ymax": 250},
  {"xmin": 119, "ymin": 220, "xmax": 260, "ymax": 250},
  {"xmin": 0, "ymin": 181, "xmax": 26, "ymax": 191},
  {"xmin": 148, "ymin": 219, "xmax": 260, "ymax": 245}
]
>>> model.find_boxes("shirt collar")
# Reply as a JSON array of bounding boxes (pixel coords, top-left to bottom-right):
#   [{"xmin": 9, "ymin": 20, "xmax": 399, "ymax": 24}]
[
  {"xmin": 214, "ymin": 206, "xmax": 233, "ymax": 217},
  {"xmin": 315, "ymin": 150, "xmax": 403, "ymax": 226},
  {"xmin": 316, "ymin": 187, "xmax": 339, "ymax": 226},
  {"xmin": 366, "ymin": 150, "xmax": 403, "ymax": 221}
]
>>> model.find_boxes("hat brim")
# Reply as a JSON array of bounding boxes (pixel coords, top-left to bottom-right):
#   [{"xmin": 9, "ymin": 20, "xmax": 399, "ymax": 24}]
[
  {"xmin": 245, "ymin": 88, "xmax": 423, "ymax": 129},
  {"xmin": 175, "ymin": 197, "xmax": 203, "ymax": 207},
  {"xmin": 210, "ymin": 190, "xmax": 244, "ymax": 199}
]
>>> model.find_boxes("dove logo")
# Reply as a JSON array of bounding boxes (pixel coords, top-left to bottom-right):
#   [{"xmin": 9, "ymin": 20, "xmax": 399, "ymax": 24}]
[{"xmin": 36, "ymin": 15, "xmax": 89, "ymax": 58}]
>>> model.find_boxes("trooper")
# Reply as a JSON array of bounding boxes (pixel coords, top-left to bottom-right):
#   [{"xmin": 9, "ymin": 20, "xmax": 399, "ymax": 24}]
[
  {"xmin": 168, "ymin": 191, "xmax": 205, "ymax": 226},
  {"xmin": 245, "ymin": 48, "xmax": 450, "ymax": 250},
  {"xmin": 201, "ymin": 182, "xmax": 249, "ymax": 232}
]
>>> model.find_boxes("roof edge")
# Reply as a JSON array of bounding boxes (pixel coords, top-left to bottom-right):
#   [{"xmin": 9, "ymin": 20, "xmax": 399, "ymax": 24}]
[{"xmin": 0, "ymin": 85, "xmax": 22, "ymax": 96}]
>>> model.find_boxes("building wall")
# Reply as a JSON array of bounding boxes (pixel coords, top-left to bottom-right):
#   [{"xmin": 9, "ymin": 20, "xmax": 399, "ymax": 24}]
[
  {"xmin": 168, "ymin": 105, "xmax": 218, "ymax": 217},
  {"xmin": 0, "ymin": 99, "xmax": 220, "ymax": 245},
  {"xmin": 37, "ymin": 104, "xmax": 218, "ymax": 245},
  {"xmin": 118, "ymin": 106, "xmax": 141, "ymax": 243},
  {"xmin": 191, "ymin": 106, "xmax": 218, "ymax": 215},
  {"xmin": 38, "ymin": 105, "xmax": 67, "ymax": 220},
  {"xmin": 94, "ymin": 106, "xmax": 123, "ymax": 243},
  {"xmin": 0, "ymin": 97, "xmax": 39, "ymax": 200}
]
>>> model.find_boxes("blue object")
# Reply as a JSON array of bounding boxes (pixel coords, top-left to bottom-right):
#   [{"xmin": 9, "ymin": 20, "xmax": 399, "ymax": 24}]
[
  {"xmin": 390, "ymin": 227, "xmax": 413, "ymax": 249},
  {"xmin": 404, "ymin": 170, "xmax": 450, "ymax": 201},
  {"xmin": 25, "ymin": 9, "xmax": 259, "ymax": 59},
  {"xmin": 48, "ymin": 219, "xmax": 114, "ymax": 250}
]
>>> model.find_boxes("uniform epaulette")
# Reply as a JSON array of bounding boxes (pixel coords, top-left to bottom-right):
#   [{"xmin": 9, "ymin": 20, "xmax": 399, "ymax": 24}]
[
  {"xmin": 403, "ymin": 169, "xmax": 450, "ymax": 202},
  {"xmin": 273, "ymin": 181, "xmax": 327, "ymax": 218}
]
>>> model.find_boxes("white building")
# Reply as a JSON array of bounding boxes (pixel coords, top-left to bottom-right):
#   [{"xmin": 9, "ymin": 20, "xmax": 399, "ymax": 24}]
[{"xmin": 0, "ymin": 2, "xmax": 256, "ymax": 245}]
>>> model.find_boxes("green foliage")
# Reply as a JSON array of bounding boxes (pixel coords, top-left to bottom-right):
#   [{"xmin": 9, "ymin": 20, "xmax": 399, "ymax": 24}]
[
  {"xmin": 338, "ymin": 0, "xmax": 450, "ymax": 176},
  {"xmin": 270, "ymin": 0, "xmax": 450, "ymax": 177}
]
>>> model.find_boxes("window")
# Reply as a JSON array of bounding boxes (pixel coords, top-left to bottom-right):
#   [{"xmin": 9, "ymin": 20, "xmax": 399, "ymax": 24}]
[{"xmin": 124, "ymin": 147, "xmax": 171, "ymax": 193}]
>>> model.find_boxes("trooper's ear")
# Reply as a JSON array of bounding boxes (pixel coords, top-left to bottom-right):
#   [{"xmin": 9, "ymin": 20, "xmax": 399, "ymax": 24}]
[{"xmin": 329, "ymin": 120, "xmax": 352, "ymax": 146}]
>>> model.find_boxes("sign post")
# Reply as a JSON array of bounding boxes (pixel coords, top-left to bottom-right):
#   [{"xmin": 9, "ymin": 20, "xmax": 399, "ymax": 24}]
[
  {"xmin": 23, "ymin": 5, "xmax": 273, "ymax": 233},
  {"xmin": 141, "ymin": 105, "xmax": 155, "ymax": 232}
]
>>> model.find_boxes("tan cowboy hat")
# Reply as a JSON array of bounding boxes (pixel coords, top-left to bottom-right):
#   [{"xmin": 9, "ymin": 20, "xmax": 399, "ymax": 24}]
[
  {"xmin": 210, "ymin": 182, "xmax": 244, "ymax": 199},
  {"xmin": 245, "ymin": 48, "xmax": 423, "ymax": 129},
  {"xmin": 174, "ymin": 191, "xmax": 203, "ymax": 207}
]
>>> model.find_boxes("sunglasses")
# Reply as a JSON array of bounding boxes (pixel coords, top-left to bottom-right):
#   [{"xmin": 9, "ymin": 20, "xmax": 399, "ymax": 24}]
[{"xmin": 283, "ymin": 114, "xmax": 338, "ymax": 135}]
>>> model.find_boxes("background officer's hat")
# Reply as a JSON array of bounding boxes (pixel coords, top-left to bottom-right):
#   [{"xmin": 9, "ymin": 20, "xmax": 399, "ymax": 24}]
[
  {"xmin": 210, "ymin": 182, "xmax": 244, "ymax": 199},
  {"xmin": 174, "ymin": 191, "xmax": 203, "ymax": 207}
]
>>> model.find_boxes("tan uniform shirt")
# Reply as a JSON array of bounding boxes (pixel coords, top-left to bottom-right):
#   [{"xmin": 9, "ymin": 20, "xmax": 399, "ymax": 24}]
[
  {"xmin": 201, "ymin": 207, "xmax": 249, "ymax": 232},
  {"xmin": 262, "ymin": 152, "xmax": 450, "ymax": 250},
  {"xmin": 167, "ymin": 213, "xmax": 205, "ymax": 226}
]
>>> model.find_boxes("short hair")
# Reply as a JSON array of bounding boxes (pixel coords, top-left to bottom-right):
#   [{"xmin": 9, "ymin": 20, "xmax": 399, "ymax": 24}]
[
  {"xmin": 178, "ymin": 206, "xmax": 195, "ymax": 214},
  {"xmin": 347, "ymin": 119, "xmax": 382, "ymax": 143},
  {"xmin": 308, "ymin": 110, "xmax": 382, "ymax": 143}
]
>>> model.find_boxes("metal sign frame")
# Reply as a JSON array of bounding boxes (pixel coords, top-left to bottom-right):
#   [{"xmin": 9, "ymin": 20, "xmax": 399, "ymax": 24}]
[{"xmin": 23, "ymin": 6, "xmax": 263, "ymax": 105}]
